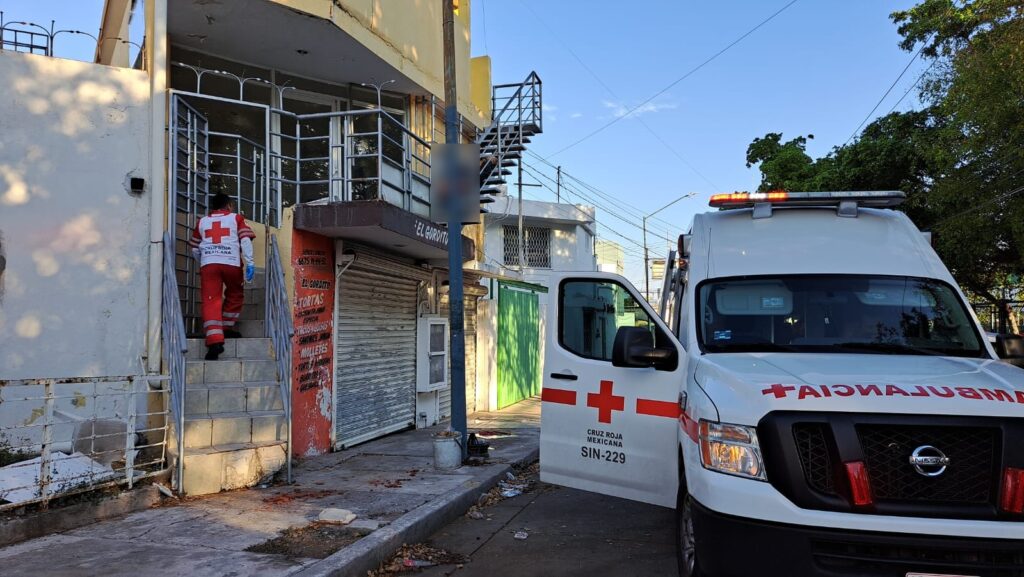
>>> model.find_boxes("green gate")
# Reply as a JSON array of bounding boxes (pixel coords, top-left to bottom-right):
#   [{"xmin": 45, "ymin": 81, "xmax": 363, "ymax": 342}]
[{"xmin": 497, "ymin": 283, "xmax": 541, "ymax": 409}]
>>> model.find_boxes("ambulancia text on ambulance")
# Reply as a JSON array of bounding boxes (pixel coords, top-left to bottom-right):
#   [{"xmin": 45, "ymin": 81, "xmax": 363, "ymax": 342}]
[{"xmin": 539, "ymin": 191, "xmax": 1024, "ymax": 577}]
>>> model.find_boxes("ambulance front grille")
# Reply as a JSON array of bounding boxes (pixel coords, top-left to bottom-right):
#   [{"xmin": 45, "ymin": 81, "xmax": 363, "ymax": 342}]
[
  {"xmin": 793, "ymin": 423, "xmax": 836, "ymax": 495},
  {"xmin": 857, "ymin": 424, "xmax": 999, "ymax": 504}
]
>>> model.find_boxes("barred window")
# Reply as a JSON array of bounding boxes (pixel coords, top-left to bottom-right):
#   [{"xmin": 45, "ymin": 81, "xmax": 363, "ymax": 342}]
[{"xmin": 504, "ymin": 225, "xmax": 552, "ymax": 268}]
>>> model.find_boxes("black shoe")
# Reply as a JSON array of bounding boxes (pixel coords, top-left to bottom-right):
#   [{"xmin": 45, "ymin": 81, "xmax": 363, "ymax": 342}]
[
  {"xmin": 224, "ymin": 329, "xmax": 242, "ymax": 339},
  {"xmin": 205, "ymin": 343, "xmax": 225, "ymax": 360}
]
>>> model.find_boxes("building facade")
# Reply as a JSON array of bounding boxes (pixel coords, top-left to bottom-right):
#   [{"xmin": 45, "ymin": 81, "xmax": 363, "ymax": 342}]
[{"xmin": 0, "ymin": 0, "xmax": 542, "ymax": 497}]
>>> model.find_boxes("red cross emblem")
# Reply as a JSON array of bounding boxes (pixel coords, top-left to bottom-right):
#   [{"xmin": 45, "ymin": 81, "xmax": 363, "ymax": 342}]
[
  {"xmin": 587, "ymin": 380, "xmax": 625, "ymax": 424},
  {"xmin": 762, "ymin": 383, "xmax": 795, "ymax": 398},
  {"xmin": 204, "ymin": 221, "xmax": 230, "ymax": 244}
]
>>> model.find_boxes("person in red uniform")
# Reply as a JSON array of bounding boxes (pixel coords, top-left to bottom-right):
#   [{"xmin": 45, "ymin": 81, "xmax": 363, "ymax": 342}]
[{"xmin": 189, "ymin": 193, "xmax": 256, "ymax": 360}]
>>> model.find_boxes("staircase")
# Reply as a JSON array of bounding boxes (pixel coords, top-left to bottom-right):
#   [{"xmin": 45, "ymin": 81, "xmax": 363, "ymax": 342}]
[
  {"xmin": 477, "ymin": 72, "xmax": 542, "ymax": 205},
  {"xmin": 172, "ymin": 272, "xmax": 289, "ymax": 495}
]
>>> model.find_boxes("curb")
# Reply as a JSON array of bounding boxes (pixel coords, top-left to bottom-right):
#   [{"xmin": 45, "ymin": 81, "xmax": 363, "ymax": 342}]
[{"xmin": 294, "ymin": 447, "xmax": 540, "ymax": 577}]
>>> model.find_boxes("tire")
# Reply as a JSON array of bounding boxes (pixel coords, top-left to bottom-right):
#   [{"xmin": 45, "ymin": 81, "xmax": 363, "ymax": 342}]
[{"xmin": 676, "ymin": 483, "xmax": 703, "ymax": 577}]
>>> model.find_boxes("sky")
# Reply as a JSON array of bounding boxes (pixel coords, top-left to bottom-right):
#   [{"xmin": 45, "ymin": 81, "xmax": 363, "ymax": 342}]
[{"xmin": 2, "ymin": 0, "xmax": 926, "ymax": 287}]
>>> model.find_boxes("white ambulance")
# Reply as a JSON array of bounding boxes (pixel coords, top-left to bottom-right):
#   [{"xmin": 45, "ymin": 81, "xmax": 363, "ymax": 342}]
[{"xmin": 540, "ymin": 191, "xmax": 1024, "ymax": 577}]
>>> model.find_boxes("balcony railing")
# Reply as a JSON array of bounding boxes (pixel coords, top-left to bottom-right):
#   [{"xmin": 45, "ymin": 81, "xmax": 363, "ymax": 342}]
[{"xmin": 270, "ymin": 108, "xmax": 432, "ymax": 218}]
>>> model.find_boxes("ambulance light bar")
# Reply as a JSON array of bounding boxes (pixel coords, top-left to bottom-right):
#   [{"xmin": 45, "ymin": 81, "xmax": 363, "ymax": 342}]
[
  {"xmin": 709, "ymin": 191, "xmax": 905, "ymax": 208},
  {"xmin": 708, "ymin": 191, "xmax": 905, "ymax": 219}
]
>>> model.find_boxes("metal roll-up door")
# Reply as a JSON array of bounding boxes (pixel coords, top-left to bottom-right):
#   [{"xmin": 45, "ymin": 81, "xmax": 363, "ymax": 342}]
[
  {"xmin": 335, "ymin": 259, "xmax": 420, "ymax": 448},
  {"xmin": 439, "ymin": 292, "xmax": 478, "ymax": 420}
]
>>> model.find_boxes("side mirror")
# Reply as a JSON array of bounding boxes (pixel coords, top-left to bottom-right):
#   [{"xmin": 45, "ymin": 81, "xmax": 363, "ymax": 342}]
[
  {"xmin": 612, "ymin": 326, "xmax": 678, "ymax": 371},
  {"xmin": 995, "ymin": 334, "xmax": 1024, "ymax": 367}
]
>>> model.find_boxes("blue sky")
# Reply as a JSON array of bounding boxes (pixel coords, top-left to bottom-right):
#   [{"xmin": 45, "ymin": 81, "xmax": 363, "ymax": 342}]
[{"xmin": 3, "ymin": 0, "xmax": 925, "ymax": 285}]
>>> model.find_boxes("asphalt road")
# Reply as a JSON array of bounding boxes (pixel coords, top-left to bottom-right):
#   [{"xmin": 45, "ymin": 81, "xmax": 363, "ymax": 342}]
[{"xmin": 415, "ymin": 480, "xmax": 678, "ymax": 577}]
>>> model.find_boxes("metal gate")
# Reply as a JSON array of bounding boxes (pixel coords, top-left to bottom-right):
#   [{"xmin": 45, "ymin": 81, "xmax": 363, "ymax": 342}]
[
  {"xmin": 497, "ymin": 283, "xmax": 541, "ymax": 409},
  {"xmin": 169, "ymin": 96, "xmax": 210, "ymax": 336},
  {"xmin": 334, "ymin": 250, "xmax": 424, "ymax": 447}
]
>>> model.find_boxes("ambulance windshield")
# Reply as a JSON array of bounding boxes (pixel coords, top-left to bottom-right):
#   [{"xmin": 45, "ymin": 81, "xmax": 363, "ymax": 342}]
[{"xmin": 698, "ymin": 275, "xmax": 985, "ymax": 357}]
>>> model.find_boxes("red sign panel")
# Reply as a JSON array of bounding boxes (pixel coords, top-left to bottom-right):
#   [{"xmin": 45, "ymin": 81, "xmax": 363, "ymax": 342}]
[{"xmin": 290, "ymin": 231, "xmax": 335, "ymax": 457}]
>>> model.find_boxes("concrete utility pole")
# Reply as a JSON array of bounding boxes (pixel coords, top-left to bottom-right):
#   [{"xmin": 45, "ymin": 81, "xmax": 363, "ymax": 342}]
[
  {"xmin": 442, "ymin": 0, "xmax": 468, "ymax": 459},
  {"xmin": 518, "ymin": 160, "xmax": 525, "ymax": 273}
]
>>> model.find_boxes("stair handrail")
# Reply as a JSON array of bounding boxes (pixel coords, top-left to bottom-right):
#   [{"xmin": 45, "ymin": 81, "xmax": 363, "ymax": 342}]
[
  {"xmin": 160, "ymin": 230, "xmax": 189, "ymax": 493},
  {"xmin": 480, "ymin": 73, "xmax": 541, "ymax": 170},
  {"xmin": 266, "ymin": 234, "xmax": 294, "ymax": 483}
]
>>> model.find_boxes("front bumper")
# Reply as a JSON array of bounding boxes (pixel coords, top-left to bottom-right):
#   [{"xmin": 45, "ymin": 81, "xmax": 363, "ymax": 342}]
[{"xmin": 692, "ymin": 500, "xmax": 1024, "ymax": 577}]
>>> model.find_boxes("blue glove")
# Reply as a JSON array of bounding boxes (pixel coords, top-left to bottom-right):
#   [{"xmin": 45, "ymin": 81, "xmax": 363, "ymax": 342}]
[{"xmin": 245, "ymin": 264, "xmax": 255, "ymax": 283}]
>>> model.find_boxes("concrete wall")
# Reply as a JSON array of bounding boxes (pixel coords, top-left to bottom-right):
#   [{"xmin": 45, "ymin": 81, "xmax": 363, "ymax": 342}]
[
  {"xmin": 0, "ymin": 51, "xmax": 152, "ymax": 380},
  {"xmin": 270, "ymin": 0, "xmax": 490, "ymax": 128}
]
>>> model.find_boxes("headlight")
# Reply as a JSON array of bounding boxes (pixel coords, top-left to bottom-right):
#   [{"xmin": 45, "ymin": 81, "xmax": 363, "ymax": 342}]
[{"xmin": 698, "ymin": 420, "xmax": 766, "ymax": 481}]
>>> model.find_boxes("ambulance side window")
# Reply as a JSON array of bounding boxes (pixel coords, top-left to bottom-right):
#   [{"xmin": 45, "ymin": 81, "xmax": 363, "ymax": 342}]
[{"xmin": 559, "ymin": 279, "xmax": 671, "ymax": 362}]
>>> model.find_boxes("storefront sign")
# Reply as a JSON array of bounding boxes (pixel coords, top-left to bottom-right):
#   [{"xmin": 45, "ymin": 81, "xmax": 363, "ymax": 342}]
[{"xmin": 291, "ymin": 231, "xmax": 335, "ymax": 457}]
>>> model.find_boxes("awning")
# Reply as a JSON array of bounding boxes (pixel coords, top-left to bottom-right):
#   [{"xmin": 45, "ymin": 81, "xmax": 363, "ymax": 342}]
[{"xmin": 294, "ymin": 201, "xmax": 475, "ymax": 262}]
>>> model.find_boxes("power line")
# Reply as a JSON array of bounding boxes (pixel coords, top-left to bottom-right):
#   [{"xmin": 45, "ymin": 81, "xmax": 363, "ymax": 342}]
[
  {"xmin": 884, "ymin": 58, "xmax": 937, "ymax": 116},
  {"xmin": 845, "ymin": 46, "xmax": 924, "ymax": 145},
  {"xmin": 525, "ymin": 151, "xmax": 684, "ymax": 236},
  {"xmin": 549, "ymin": 0, "xmax": 801, "ymax": 157},
  {"xmin": 516, "ymin": 0, "xmax": 720, "ymax": 190},
  {"xmin": 480, "ymin": 0, "xmax": 489, "ymax": 54}
]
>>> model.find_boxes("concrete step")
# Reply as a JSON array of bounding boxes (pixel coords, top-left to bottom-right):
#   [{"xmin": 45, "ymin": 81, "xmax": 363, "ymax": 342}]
[
  {"xmin": 183, "ymin": 410, "xmax": 286, "ymax": 448},
  {"xmin": 235, "ymin": 319, "xmax": 265, "ymax": 338},
  {"xmin": 176, "ymin": 441, "xmax": 287, "ymax": 495},
  {"xmin": 186, "ymin": 338, "xmax": 274, "ymax": 361},
  {"xmin": 186, "ymin": 358, "xmax": 278, "ymax": 385},
  {"xmin": 184, "ymin": 381, "xmax": 284, "ymax": 416}
]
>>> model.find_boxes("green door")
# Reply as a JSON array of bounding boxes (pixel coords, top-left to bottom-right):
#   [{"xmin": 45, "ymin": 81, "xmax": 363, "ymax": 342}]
[{"xmin": 497, "ymin": 283, "xmax": 541, "ymax": 409}]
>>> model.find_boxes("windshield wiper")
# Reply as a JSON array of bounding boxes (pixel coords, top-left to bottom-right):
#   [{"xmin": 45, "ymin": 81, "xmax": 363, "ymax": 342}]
[
  {"xmin": 708, "ymin": 339, "xmax": 801, "ymax": 353},
  {"xmin": 832, "ymin": 342, "xmax": 944, "ymax": 356}
]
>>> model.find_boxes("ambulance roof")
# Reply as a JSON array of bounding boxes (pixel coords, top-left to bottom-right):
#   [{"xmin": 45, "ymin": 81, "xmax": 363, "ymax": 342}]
[{"xmin": 691, "ymin": 207, "xmax": 949, "ymax": 281}]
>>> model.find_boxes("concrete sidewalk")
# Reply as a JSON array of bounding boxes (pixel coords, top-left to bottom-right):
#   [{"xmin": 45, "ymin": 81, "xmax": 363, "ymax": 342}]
[{"xmin": 0, "ymin": 400, "xmax": 540, "ymax": 577}]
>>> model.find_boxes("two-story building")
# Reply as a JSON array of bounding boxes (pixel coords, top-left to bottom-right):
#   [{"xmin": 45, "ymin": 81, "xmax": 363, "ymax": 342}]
[{"xmin": 0, "ymin": 0, "xmax": 542, "ymax": 497}]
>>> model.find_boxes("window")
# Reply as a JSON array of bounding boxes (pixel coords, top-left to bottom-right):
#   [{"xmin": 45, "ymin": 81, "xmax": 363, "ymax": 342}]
[
  {"xmin": 504, "ymin": 226, "xmax": 552, "ymax": 268},
  {"xmin": 559, "ymin": 279, "xmax": 673, "ymax": 361},
  {"xmin": 697, "ymin": 275, "xmax": 985, "ymax": 357},
  {"xmin": 417, "ymin": 317, "xmax": 449, "ymax": 392}
]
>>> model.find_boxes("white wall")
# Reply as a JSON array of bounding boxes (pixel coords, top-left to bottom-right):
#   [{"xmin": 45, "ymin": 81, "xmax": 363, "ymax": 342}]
[{"xmin": 0, "ymin": 51, "xmax": 152, "ymax": 380}]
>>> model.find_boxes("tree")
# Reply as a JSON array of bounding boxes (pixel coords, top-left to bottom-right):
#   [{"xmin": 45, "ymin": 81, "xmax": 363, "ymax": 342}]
[{"xmin": 744, "ymin": 0, "xmax": 1024, "ymax": 309}]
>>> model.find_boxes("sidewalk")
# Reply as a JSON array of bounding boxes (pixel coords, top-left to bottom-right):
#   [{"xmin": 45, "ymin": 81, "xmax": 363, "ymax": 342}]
[{"xmin": 0, "ymin": 400, "xmax": 540, "ymax": 577}]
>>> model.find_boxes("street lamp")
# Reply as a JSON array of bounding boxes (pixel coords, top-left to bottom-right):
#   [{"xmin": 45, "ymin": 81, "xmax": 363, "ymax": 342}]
[
  {"xmin": 643, "ymin": 193, "xmax": 695, "ymax": 302},
  {"xmin": 360, "ymin": 79, "xmax": 396, "ymax": 109}
]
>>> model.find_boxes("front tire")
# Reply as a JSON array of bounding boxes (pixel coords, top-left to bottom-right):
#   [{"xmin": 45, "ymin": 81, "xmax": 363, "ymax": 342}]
[{"xmin": 676, "ymin": 484, "xmax": 702, "ymax": 577}]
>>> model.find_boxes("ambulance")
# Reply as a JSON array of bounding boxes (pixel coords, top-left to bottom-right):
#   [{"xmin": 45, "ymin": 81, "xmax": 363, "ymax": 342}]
[{"xmin": 539, "ymin": 191, "xmax": 1024, "ymax": 577}]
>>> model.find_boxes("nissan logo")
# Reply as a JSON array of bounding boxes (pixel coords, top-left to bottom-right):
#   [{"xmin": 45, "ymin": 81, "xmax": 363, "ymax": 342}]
[{"xmin": 908, "ymin": 445, "xmax": 950, "ymax": 477}]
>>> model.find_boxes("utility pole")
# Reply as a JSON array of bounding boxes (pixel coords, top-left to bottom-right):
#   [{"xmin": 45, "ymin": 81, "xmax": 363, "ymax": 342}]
[
  {"xmin": 442, "ymin": 0, "xmax": 467, "ymax": 459},
  {"xmin": 556, "ymin": 165, "xmax": 561, "ymax": 204},
  {"xmin": 518, "ymin": 160, "xmax": 525, "ymax": 273}
]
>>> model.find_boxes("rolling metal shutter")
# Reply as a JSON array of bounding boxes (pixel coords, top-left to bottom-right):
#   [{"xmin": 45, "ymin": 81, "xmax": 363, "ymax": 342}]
[
  {"xmin": 334, "ymin": 247, "xmax": 425, "ymax": 448},
  {"xmin": 439, "ymin": 292, "xmax": 478, "ymax": 420}
]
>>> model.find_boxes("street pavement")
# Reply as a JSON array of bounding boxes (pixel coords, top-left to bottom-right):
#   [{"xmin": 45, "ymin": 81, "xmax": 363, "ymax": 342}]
[{"xmin": 415, "ymin": 480, "xmax": 678, "ymax": 577}]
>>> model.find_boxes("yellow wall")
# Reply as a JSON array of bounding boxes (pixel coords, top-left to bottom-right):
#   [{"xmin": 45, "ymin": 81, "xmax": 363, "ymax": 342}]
[
  {"xmin": 470, "ymin": 56, "xmax": 492, "ymax": 123},
  {"xmin": 271, "ymin": 0, "xmax": 489, "ymax": 129}
]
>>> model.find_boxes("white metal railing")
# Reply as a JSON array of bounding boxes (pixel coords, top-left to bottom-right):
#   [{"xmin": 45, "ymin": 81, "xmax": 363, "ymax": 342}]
[
  {"xmin": 266, "ymin": 235, "xmax": 293, "ymax": 483},
  {"xmin": 161, "ymin": 230, "xmax": 188, "ymax": 491},
  {"xmin": 269, "ymin": 107, "xmax": 433, "ymax": 217},
  {"xmin": 0, "ymin": 375, "xmax": 169, "ymax": 510}
]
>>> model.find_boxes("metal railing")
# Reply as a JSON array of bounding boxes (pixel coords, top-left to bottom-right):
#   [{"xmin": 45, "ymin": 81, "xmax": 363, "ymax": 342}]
[
  {"xmin": 269, "ymin": 107, "xmax": 433, "ymax": 217},
  {"xmin": 479, "ymin": 72, "xmax": 543, "ymax": 190},
  {"xmin": 161, "ymin": 230, "xmax": 189, "ymax": 491},
  {"xmin": 0, "ymin": 375, "xmax": 169, "ymax": 510},
  {"xmin": 208, "ymin": 131, "xmax": 267, "ymax": 226},
  {"xmin": 266, "ymin": 235, "xmax": 293, "ymax": 483}
]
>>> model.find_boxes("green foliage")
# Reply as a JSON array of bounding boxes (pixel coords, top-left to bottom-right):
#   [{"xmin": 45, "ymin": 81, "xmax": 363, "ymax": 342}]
[{"xmin": 744, "ymin": 0, "xmax": 1024, "ymax": 303}]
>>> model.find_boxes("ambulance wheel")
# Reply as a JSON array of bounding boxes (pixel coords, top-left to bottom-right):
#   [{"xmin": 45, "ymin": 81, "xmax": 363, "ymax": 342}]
[{"xmin": 676, "ymin": 486, "xmax": 703, "ymax": 577}]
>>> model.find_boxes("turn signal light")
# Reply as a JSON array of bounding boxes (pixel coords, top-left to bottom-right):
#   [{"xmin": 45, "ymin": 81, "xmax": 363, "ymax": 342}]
[
  {"xmin": 1000, "ymin": 467, "xmax": 1024, "ymax": 513},
  {"xmin": 844, "ymin": 461, "xmax": 873, "ymax": 507}
]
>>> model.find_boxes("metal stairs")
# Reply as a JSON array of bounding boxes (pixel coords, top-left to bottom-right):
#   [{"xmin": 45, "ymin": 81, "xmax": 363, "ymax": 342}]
[{"xmin": 477, "ymin": 72, "xmax": 542, "ymax": 206}]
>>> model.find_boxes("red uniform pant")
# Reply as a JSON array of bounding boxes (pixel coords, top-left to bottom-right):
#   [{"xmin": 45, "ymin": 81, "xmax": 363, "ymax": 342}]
[{"xmin": 200, "ymin": 263, "xmax": 244, "ymax": 346}]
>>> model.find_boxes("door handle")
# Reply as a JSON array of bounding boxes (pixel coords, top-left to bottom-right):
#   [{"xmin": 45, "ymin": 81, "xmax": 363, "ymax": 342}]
[{"xmin": 550, "ymin": 372, "xmax": 578, "ymax": 381}]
